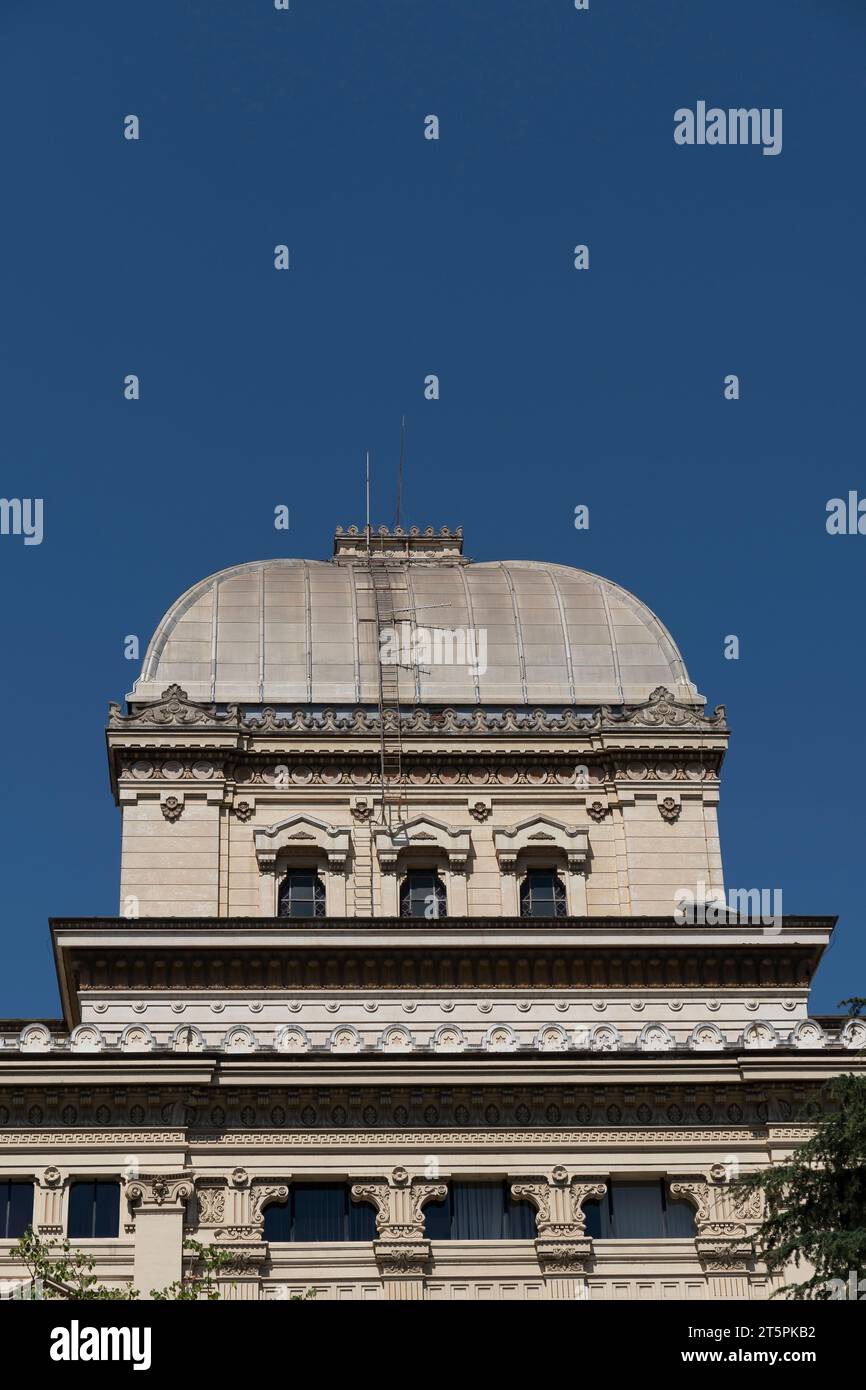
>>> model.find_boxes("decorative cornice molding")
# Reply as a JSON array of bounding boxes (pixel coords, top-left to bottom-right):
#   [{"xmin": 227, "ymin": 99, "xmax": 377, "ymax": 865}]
[
  {"xmin": 64, "ymin": 945, "xmax": 822, "ymax": 994},
  {"xmin": 109, "ymin": 685, "xmax": 727, "ymax": 737}
]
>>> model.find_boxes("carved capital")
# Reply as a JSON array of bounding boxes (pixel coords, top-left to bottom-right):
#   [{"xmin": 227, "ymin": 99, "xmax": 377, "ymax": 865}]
[
  {"xmin": 511, "ymin": 1173, "xmax": 606, "ymax": 1237},
  {"xmin": 352, "ymin": 1171, "xmax": 446, "ymax": 1241},
  {"xmin": 126, "ymin": 1173, "xmax": 194, "ymax": 1211}
]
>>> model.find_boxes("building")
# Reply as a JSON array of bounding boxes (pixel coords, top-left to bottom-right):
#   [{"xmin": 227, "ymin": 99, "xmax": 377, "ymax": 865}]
[{"xmin": 1, "ymin": 525, "xmax": 862, "ymax": 1301}]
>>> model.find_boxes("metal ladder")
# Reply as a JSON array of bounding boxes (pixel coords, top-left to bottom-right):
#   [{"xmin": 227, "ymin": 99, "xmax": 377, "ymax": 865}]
[{"xmin": 368, "ymin": 559, "xmax": 409, "ymax": 828}]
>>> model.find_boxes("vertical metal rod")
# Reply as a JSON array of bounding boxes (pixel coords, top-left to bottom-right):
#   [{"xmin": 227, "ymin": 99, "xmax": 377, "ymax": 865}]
[{"xmin": 395, "ymin": 415, "xmax": 405, "ymax": 531}]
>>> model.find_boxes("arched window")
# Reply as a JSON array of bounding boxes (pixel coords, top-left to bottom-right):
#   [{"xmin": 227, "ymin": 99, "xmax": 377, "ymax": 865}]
[
  {"xmin": 583, "ymin": 1180, "xmax": 696, "ymax": 1239},
  {"xmin": 278, "ymin": 869, "xmax": 326, "ymax": 919},
  {"xmin": 423, "ymin": 1182, "xmax": 536, "ymax": 1240},
  {"xmin": 520, "ymin": 868, "xmax": 567, "ymax": 918},
  {"xmin": 400, "ymin": 870, "xmax": 447, "ymax": 919},
  {"xmin": 262, "ymin": 1185, "xmax": 377, "ymax": 1243}
]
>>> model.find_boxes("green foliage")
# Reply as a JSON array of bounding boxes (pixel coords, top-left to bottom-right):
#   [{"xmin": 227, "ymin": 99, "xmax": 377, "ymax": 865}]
[
  {"xmin": 13, "ymin": 1228, "xmax": 138, "ymax": 1300},
  {"xmin": 12, "ymin": 1228, "xmax": 318, "ymax": 1302},
  {"xmin": 733, "ymin": 998, "xmax": 866, "ymax": 1299},
  {"xmin": 150, "ymin": 1239, "xmax": 236, "ymax": 1301}
]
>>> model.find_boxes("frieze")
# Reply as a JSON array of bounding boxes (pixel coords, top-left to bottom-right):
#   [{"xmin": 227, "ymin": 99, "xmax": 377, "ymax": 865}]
[
  {"xmin": 0, "ymin": 1082, "xmax": 828, "ymax": 1133},
  {"xmin": 68, "ymin": 948, "xmax": 816, "ymax": 993},
  {"xmin": 116, "ymin": 756, "xmax": 721, "ymax": 787}
]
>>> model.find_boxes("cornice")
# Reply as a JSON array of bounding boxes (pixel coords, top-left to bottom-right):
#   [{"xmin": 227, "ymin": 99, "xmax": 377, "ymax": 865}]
[{"xmin": 108, "ymin": 685, "xmax": 728, "ymax": 738}]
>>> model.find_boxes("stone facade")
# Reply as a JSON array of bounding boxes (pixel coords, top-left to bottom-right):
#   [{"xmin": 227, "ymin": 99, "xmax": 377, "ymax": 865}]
[{"xmin": 0, "ymin": 526, "xmax": 860, "ymax": 1300}]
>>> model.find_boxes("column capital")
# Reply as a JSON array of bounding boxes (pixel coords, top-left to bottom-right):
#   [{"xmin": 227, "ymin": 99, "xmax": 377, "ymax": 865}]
[{"xmin": 126, "ymin": 1172, "xmax": 194, "ymax": 1212}]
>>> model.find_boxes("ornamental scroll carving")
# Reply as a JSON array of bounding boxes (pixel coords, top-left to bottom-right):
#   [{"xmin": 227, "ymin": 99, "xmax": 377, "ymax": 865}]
[
  {"xmin": 126, "ymin": 1173, "xmax": 194, "ymax": 1211},
  {"xmin": 249, "ymin": 1182, "xmax": 289, "ymax": 1227},
  {"xmin": 670, "ymin": 1174, "xmax": 757, "ymax": 1274},
  {"xmin": 350, "ymin": 1166, "xmax": 446, "ymax": 1243},
  {"xmin": 511, "ymin": 1168, "xmax": 606, "ymax": 1238},
  {"xmin": 109, "ymin": 684, "xmax": 726, "ymax": 735}
]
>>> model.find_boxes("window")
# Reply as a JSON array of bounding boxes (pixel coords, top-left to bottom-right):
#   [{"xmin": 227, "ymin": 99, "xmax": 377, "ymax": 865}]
[
  {"xmin": 520, "ymin": 869, "xmax": 567, "ymax": 918},
  {"xmin": 583, "ymin": 1180, "xmax": 696, "ymax": 1239},
  {"xmin": 67, "ymin": 1181, "xmax": 120, "ymax": 1239},
  {"xmin": 262, "ymin": 1185, "xmax": 377, "ymax": 1243},
  {"xmin": 0, "ymin": 1181, "xmax": 34, "ymax": 1239},
  {"xmin": 278, "ymin": 869, "xmax": 326, "ymax": 919},
  {"xmin": 400, "ymin": 870, "xmax": 447, "ymax": 919},
  {"xmin": 424, "ymin": 1183, "xmax": 536, "ymax": 1240}
]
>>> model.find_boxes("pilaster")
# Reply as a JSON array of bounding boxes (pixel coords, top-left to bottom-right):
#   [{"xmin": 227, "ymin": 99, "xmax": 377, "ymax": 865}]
[{"xmin": 125, "ymin": 1172, "xmax": 194, "ymax": 1298}]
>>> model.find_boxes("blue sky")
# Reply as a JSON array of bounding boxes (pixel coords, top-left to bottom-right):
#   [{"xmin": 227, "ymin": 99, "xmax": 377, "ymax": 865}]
[{"xmin": 0, "ymin": 0, "xmax": 863, "ymax": 1017}]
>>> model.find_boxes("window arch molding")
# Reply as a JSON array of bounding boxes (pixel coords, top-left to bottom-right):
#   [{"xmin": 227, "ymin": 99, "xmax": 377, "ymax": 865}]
[
  {"xmin": 494, "ymin": 816, "xmax": 589, "ymax": 915},
  {"xmin": 374, "ymin": 816, "xmax": 471, "ymax": 916},
  {"xmin": 254, "ymin": 814, "xmax": 351, "ymax": 915}
]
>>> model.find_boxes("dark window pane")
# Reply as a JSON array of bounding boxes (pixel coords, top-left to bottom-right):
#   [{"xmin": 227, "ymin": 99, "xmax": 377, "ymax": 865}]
[
  {"xmin": 424, "ymin": 1196, "xmax": 451, "ymax": 1240},
  {"xmin": 506, "ymin": 1192, "xmax": 537, "ymax": 1239},
  {"xmin": 278, "ymin": 870, "xmax": 326, "ymax": 919},
  {"xmin": 520, "ymin": 870, "xmax": 567, "ymax": 918},
  {"xmin": 262, "ymin": 1200, "xmax": 290, "ymax": 1242},
  {"xmin": 400, "ymin": 871, "xmax": 447, "ymax": 919},
  {"xmin": 426, "ymin": 1183, "xmax": 532, "ymax": 1241},
  {"xmin": 1, "ymin": 1181, "xmax": 34, "ymax": 1238},
  {"xmin": 664, "ymin": 1187, "xmax": 697, "ymax": 1237},
  {"xmin": 606, "ymin": 1184, "xmax": 667, "ymax": 1239},
  {"xmin": 68, "ymin": 1181, "xmax": 119, "ymax": 1239},
  {"xmin": 583, "ymin": 1199, "xmax": 602, "ymax": 1239},
  {"xmin": 347, "ymin": 1195, "xmax": 377, "ymax": 1241},
  {"xmin": 292, "ymin": 1185, "xmax": 344, "ymax": 1241},
  {"xmin": 451, "ymin": 1183, "xmax": 506, "ymax": 1239}
]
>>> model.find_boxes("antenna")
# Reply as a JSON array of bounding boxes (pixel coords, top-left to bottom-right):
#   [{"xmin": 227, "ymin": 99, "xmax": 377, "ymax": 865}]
[
  {"xmin": 395, "ymin": 415, "xmax": 406, "ymax": 530},
  {"xmin": 365, "ymin": 450, "xmax": 371, "ymax": 551}
]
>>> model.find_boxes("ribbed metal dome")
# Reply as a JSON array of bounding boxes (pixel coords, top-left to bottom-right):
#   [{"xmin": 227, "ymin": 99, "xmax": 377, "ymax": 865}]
[{"xmin": 129, "ymin": 549, "xmax": 699, "ymax": 708}]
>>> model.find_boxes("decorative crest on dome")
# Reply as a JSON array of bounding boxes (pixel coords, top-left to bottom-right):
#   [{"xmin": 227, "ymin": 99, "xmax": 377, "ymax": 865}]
[
  {"xmin": 333, "ymin": 525, "xmax": 465, "ymax": 562},
  {"xmin": 108, "ymin": 684, "xmax": 241, "ymax": 728},
  {"xmin": 605, "ymin": 686, "xmax": 725, "ymax": 729}
]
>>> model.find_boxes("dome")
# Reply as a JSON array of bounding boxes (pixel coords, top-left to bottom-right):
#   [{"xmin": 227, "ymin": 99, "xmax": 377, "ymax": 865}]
[{"xmin": 129, "ymin": 538, "xmax": 700, "ymax": 708}]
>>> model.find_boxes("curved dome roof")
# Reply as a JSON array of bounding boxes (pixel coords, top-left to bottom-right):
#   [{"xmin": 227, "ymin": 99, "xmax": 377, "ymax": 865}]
[{"xmin": 129, "ymin": 553, "xmax": 700, "ymax": 708}]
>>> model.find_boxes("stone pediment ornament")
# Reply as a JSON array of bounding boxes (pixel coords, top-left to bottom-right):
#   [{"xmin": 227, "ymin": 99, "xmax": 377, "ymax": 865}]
[
  {"xmin": 374, "ymin": 816, "xmax": 470, "ymax": 870},
  {"xmin": 254, "ymin": 814, "xmax": 351, "ymax": 870},
  {"xmin": 109, "ymin": 685, "xmax": 240, "ymax": 728},
  {"xmin": 604, "ymin": 686, "xmax": 726, "ymax": 730},
  {"xmin": 494, "ymin": 815, "xmax": 589, "ymax": 870}
]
